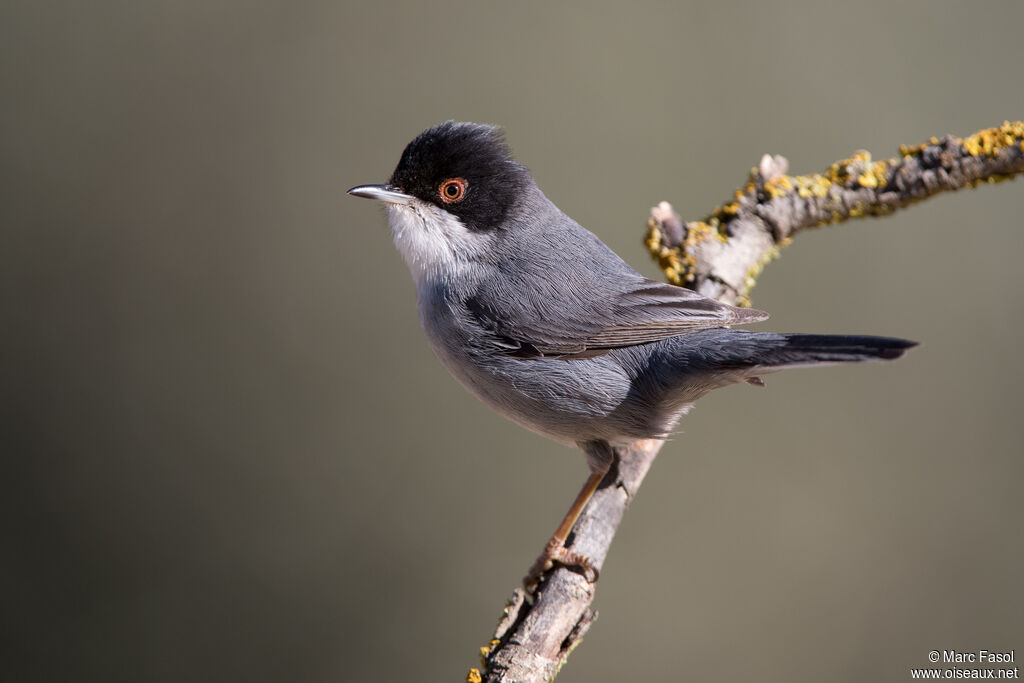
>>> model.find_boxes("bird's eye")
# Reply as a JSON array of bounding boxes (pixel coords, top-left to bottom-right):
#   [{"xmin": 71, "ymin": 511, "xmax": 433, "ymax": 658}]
[{"xmin": 438, "ymin": 178, "xmax": 467, "ymax": 204}]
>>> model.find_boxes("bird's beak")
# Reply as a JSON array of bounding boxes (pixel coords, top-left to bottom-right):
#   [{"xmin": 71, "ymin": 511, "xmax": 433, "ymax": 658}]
[{"xmin": 347, "ymin": 184, "xmax": 414, "ymax": 205}]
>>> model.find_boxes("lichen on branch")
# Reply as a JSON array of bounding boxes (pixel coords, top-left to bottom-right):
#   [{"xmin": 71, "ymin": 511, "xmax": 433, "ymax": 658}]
[{"xmin": 645, "ymin": 121, "xmax": 1024, "ymax": 306}]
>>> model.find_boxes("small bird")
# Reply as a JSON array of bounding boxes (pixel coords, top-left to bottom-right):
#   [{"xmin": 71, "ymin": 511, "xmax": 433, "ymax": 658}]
[{"xmin": 349, "ymin": 121, "xmax": 915, "ymax": 589}]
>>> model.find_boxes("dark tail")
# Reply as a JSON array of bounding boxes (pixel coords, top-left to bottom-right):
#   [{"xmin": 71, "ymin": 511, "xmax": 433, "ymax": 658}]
[
  {"xmin": 753, "ymin": 333, "xmax": 918, "ymax": 366},
  {"xmin": 667, "ymin": 330, "xmax": 918, "ymax": 374},
  {"xmin": 709, "ymin": 332, "xmax": 917, "ymax": 391},
  {"xmin": 639, "ymin": 330, "xmax": 917, "ymax": 419}
]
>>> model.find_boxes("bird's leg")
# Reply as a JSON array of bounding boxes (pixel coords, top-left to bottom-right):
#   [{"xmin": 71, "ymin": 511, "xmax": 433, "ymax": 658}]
[{"xmin": 523, "ymin": 452, "xmax": 612, "ymax": 591}]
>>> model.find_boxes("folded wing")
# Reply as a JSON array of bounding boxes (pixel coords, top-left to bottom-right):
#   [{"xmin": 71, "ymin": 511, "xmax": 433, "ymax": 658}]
[{"xmin": 467, "ymin": 278, "xmax": 768, "ymax": 359}]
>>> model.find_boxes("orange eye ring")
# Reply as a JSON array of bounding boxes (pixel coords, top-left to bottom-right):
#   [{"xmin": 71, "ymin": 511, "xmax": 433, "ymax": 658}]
[{"xmin": 438, "ymin": 178, "xmax": 468, "ymax": 204}]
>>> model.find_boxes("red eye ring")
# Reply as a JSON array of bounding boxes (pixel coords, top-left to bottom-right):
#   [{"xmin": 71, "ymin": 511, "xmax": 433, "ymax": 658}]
[{"xmin": 438, "ymin": 178, "xmax": 467, "ymax": 204}]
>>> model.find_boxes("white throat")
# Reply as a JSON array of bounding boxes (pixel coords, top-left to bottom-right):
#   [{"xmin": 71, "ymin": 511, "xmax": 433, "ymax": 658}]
[{"xmin": 386, "ymin": 198, "xmax": 490, "ymax": 286}]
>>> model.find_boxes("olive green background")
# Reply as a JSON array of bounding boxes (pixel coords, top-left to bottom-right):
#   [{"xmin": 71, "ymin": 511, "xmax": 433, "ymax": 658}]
[{"xmin": 4, "ymin": 2, "xmax": 1022, "ymax": 681}]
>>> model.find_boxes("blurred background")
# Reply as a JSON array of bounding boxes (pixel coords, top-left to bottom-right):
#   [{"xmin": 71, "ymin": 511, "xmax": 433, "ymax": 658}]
[{"xmin": 3, "ymin": 2, "xmax": 1022, "ymax": 681}]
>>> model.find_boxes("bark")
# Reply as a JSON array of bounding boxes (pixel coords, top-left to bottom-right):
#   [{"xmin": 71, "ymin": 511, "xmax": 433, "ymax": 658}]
[
  {"xmin": 645, "ymin": 121, "xmax": 1024, "ymax": 305},
  {"xmin": 476, "ymin": 440, "xmax": 661, "ymax": 683}
]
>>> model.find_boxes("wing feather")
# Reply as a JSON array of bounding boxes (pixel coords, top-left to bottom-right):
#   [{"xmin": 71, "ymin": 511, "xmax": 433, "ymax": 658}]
[{"xmin": 468, "ymin": 277, "xmax": 768, "ymax": 359}]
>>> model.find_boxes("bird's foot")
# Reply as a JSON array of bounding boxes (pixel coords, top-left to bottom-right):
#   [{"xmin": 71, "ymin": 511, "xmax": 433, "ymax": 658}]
[{"xmin": 523, "ymin": 537, "xmax": 599, "ymax": 593}]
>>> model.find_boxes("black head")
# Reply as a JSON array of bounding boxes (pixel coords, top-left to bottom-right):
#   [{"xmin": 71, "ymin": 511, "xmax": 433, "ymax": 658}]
[{"xmin": 388, "ymin": 121, "xmax": 532, "ymax": 232}]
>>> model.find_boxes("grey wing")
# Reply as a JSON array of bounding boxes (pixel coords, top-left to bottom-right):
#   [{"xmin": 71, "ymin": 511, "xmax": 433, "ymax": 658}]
[{"xmin": 467, "ymin": 277, "xmax": 769, "ymax": 359}]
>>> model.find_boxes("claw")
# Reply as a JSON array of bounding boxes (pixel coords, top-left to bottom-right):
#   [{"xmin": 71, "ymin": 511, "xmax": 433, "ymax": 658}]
[{"xmin": 524, "ymin": 538, "xmax": 599, "ymax": 592}]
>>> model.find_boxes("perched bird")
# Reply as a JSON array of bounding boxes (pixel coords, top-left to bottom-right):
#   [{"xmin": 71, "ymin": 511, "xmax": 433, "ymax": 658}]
[{"xmin": 349, "ymin": 121, "xmax": 915, "ymax": 588}]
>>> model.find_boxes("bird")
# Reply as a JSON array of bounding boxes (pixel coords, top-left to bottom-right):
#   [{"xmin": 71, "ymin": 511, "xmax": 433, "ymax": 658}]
[{"xmin": 348, "ymin": 121, "xmax": 915, "ymax": 589}]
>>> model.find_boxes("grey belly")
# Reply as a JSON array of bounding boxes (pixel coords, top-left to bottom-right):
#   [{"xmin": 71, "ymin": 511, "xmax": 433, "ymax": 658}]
[{"xmin": 422, "ymin": 320, "xmax": 675, "ymax": 446}]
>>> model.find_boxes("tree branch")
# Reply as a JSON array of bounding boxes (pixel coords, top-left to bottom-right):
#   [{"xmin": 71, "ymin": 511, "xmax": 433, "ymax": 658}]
[
  {"xmin": 473, "ymin": 440, "xmax": 662, "ymax": 683},
  {"xmin": 470, "ymin": 121, "xmax": 1023, "ymax": 682},
  {"xmin": 644, "ymin": 120, "xmax": 1024, "ymax": 305}
]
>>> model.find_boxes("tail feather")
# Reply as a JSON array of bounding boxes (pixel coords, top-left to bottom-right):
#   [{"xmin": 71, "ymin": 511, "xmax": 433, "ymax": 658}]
[
  {"xmin": 720, "ymin": 332, "xmax": 917, "ymax": 397},
  {"xmin": 669, "ymin": 330, "xmax": 917, "ymax": 374},
  {"xmin": 758, "ymin": 333, "xmax": 918, "ymax": 366},
  {"xmin": 632, "ymin": 329, "xmax": 916, "ymax": 426}
]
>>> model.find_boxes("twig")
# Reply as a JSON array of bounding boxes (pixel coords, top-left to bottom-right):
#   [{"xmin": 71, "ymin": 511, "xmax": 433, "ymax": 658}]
[
  {"xmin": 474, "ymin": 440, "xmax": 661, "ymax": 683},
  {"xmin": 645, "ymin": 121, "xmax": 1024, "ymax": 305},
  {"xmin": 470, "ymin": 121, "xmax": 1023, "ymax": 682}
]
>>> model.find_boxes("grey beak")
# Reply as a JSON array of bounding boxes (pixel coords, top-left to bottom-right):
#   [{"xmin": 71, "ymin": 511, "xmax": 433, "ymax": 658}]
[{"xmin": 347, "ymin": 184, "xmax": 413, "ymax": 205}]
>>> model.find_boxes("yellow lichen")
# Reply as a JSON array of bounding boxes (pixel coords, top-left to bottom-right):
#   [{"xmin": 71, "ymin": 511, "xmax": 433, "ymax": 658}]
[
  {"xmin": 899, "ymin": 142, "xmax": 924, "ymax": 157},
  {"xmin": 720, "ymin": 200, "xmax": 740, "ymax": 216},
  {"xmin": 645, "ymin": 217, "xmax": 692, "ymax": 284},
  {"xmin": 645, "ymin": 122, "xmax": 1022, "ymax": 297},
  {"xmin": 856, "ymin": 173, "xmax": 877, "ymax": 188},
  {"xmin": 684, "ymin": 221, "xmax": 717, "ymax": 248},
  {"xmin": 644, "ymin": 220, "xmax": 663, "ymax": 253},
  {"xmin": 477, "ymin": 638, "xmax": 501, "ymax": 668},
  {"xmin": 737, "ymin": 244, "xmax": 784, "ymax": 307},
  {"xmin": 764, "ymin": 174, "xmax": 793, "ymax": 198},
  {"xmin": 963, "ymin": 120, "xmax": 1024, "ymax": 157},
  {"xmin": 792, "ymin": 174, "xmax": 831, "ymax": 198},
  {"xmin": 825, "ymin": 150, "xmax": 870, "ymax": 186},
  {"xmin": 855, "ymin": 160, "xmax": 890, "ymax": 189},
  {"xmin": 466, "ymin": 668, "xmax": 483, "ymax": 683}
]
